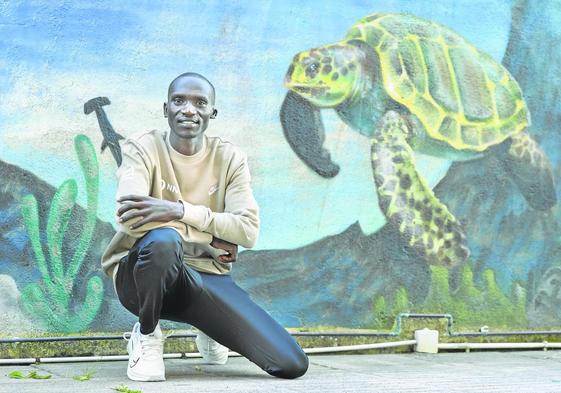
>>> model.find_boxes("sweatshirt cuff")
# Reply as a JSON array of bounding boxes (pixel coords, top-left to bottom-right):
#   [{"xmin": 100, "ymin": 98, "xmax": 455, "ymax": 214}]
[{"xmin": 178, "ymin": 199, "xmax": 210, "ymax": 230}]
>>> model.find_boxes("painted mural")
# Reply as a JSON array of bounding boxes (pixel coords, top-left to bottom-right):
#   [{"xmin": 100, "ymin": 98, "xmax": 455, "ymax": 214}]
[{"xmin": 1, "ymin": 0, "xmax": 560, "ymax": 335}]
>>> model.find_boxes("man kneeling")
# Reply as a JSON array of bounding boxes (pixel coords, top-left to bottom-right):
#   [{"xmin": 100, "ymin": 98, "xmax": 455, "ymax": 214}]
[{"xmin": 101, "ymin": 72, "xmax": 308, "ymax": 382}]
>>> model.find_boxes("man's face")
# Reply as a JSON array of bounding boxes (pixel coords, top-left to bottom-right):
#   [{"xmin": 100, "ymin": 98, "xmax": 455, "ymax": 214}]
[{"xmin": 164, "ymin": 76, "xmax": 216, "ymax": 140}]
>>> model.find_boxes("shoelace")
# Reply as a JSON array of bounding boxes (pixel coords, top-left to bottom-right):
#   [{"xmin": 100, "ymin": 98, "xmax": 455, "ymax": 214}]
[{"xmin": 140, "ymin": 335, "xmax": 163, "ymax": 360}]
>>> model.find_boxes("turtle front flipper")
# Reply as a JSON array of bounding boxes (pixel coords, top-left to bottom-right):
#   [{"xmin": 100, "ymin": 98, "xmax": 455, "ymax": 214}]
[
  {"xmin": 371, "ymin": 111, "xmax": 469, "ymax": 267},
  {"xmin": 498, "ymin": 131, "xmax": 556, "ymax": 210},
  {"xmin": 280, "ymin": 91, "xmax": 340, "ymax": 178}
]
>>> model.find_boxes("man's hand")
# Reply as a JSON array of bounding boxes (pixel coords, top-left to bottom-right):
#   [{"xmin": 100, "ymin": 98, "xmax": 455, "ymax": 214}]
[
  {"xmin": 117, "ymin": 194, "xmax": 184, "ymax": 229},
  {"xmin": 210, "ymin": 236, "xmax": 238, "ymax": 263}
]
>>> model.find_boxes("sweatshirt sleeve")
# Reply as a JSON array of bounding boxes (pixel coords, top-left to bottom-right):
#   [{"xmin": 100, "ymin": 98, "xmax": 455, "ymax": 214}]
[
  {"xmin": 116, "ymin": 139, "xmax": 212, "ymax": 244},
  {"xmin": 178, "ymin": 153, "xmax": 260, "ymax": 248}
]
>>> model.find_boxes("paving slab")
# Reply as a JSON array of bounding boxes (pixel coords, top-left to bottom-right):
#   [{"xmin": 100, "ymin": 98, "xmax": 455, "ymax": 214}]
[{"xmin": 1, "ymin": 351, "xmax": 561, "ymax": 392}]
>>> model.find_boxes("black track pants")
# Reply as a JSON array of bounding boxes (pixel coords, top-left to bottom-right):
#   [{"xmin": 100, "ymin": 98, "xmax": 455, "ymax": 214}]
[{"xmin": 115, "ymin": 227, "xmax": 308, "ymax": 379}]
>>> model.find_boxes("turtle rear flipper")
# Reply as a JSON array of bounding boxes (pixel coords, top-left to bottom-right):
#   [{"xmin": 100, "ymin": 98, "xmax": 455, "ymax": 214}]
[
  {"xmin": 280, "ymin": 91, "xmax": 340, "ymax": 178},
  {"xmin": 372, "ymin": 111, "xmax": 469, "ymax": 267},
  {"xmin": 498, "ymin": 131, "xmax": 556, "ymax": 210}
]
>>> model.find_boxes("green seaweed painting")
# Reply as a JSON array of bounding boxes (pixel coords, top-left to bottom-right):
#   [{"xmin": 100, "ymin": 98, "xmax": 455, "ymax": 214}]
[
  {"xmin": 20, "ymin": 134, "xmax": 104, "ymax": 332},
  {"xmin": 372, "ymin": 264, "xmax": 527, "ymax": 330}
]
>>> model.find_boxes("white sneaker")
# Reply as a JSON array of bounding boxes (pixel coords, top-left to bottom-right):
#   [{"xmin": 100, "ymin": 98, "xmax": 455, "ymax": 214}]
[
  {"xmin": 195, "ymin": 331, "xmax": 229, "ymax": 365},
  {"xmin": 124, "ymin": 322, "xmax": 165, "ymax": 381}
]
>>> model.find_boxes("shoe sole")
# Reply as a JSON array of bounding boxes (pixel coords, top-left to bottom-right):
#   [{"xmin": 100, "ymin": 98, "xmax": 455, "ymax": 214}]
[
  {"xmin": 206, "ymin": 359, "xmax": 228, "ymax": 365},
  {"xmin": 127, "ymin": 369, "xmax": 165, "ymax": 382}
]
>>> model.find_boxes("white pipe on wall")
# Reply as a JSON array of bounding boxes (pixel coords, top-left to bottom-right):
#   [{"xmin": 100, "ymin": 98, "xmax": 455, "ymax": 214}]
[
  {"xmin": 184, "ymin": 351, "xmax": 241, "ymax": 358},
  {"xmin": 0, "ymin": 358, "xmax": 36, "ymax": 365},
  {"xmin": 303, "ymin": 340, "xmax": 418, "ymax": 354},
  {"xmin": 438, "ymin": 342, "xmax": 561, "ymax": 350},
  {"xmin": 39, "ymin": 353, "xmax": 183, "ymax": 363},
  {"xmin": 184, "ymin": 340, "xmax": 419, "ymax": 357}
]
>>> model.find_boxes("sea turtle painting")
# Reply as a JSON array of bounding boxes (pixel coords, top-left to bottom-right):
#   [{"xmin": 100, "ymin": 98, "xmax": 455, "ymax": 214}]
[{"xmin": 281, "ymin": 13, "xmax": 556, "ymax": 267}]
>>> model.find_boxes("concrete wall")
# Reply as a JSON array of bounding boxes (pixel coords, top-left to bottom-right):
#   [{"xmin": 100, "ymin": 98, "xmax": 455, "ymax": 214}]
[{"xmin": 1, "ymin": 0, "xmax": 560, "ymax": 335}]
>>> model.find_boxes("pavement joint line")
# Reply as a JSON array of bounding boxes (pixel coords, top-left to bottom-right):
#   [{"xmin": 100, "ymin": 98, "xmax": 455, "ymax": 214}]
[
  {"xmin": 308, "ymin": 361, "xmax": 344, "ymax": 371},
  {"xmin": 32, "ymin": 364, "xmax": 66, "ymax": 379}
]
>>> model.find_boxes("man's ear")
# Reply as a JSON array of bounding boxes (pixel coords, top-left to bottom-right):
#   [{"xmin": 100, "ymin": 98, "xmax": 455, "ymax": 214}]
[
  {"xmin": 210, "ymin": 108, "xmax": 218, "ymax": 119},
  {"xmin": 163, "ymin": 102, "xmax": 168, "ymax": 118}
]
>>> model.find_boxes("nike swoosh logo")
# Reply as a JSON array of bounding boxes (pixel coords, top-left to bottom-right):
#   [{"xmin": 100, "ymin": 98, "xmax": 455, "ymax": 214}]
[{"xmin": 130, "ymin": 357, "xmax": 140, "ymax": 368}]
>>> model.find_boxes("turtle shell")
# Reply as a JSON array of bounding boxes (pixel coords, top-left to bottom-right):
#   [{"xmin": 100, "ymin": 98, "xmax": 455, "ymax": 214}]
[{"xmin": 345, "ymin": 13, "xmax": 529, "ymax": 151}]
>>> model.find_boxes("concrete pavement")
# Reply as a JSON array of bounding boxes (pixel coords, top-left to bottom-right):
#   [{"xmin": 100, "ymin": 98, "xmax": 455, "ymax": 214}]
[{"xmin": 1, "ymin": 350, "xmax": 561, "ymax": 392}]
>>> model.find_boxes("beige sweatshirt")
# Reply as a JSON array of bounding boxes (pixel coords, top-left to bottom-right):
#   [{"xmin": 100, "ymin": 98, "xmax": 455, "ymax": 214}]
[{"xmin": 101, "ymin": 129, "xmax": 260, "ymax": 281}]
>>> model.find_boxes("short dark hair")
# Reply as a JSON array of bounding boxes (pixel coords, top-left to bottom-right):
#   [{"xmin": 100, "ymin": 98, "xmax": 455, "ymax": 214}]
[{"xmin": 168, "ymin": 72, "xmax": 216, "ymax": 99}]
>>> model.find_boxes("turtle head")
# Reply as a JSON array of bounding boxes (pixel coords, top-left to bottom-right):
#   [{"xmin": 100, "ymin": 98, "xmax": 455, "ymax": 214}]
[{"xmin": 285, "ymin": 43, "xmax": 364, "ymax": 108}]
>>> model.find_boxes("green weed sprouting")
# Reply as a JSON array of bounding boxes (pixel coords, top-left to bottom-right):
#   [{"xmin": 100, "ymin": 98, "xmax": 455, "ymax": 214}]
[
  {"xmin": 112, "ymin": 384, "xmax": 141, "ymax": 393},
  {"xmin": 7, "ymin": 371, "xmax": 25, "ymax": 379},
  {"xmin": 372, "ymin": 264, "xmax": 527, "ymax": 329},
  {"xmin": 27, "ymin": 371, "xmax": 52, "ymax": 379},
  {"xmin": 20, "ymin": 134, "xmax": 104, "ymax": 332},
  {"xmin": 72, "ymin": 370, "xmax": 96, "ymax": 381},
  {"xmin": 8, "ymin": 370, "xmax": 52, "ymax": 379}
]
